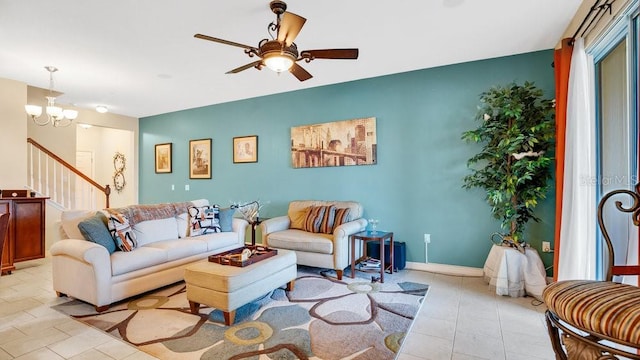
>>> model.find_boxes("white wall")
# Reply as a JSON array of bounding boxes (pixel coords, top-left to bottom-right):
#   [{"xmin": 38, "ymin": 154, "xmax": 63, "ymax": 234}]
[
  {"xmin": 0, "ymin": 78, "xmax": 27, "ymax": 189},
  {"xmin": 76, "ymin": 125, "xmax": 136, "ymax": 208}
]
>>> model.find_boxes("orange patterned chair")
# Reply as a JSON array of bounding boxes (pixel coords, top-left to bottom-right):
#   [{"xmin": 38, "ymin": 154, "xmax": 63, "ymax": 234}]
[{"xmin": 543, "ymin": 186, "xmax": 640, "ymax": 359}]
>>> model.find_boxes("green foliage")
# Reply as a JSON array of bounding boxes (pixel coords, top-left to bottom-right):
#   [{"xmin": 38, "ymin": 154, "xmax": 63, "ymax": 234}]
[{"xmin": 461, "ymin": 82, "xmax": 555, "ymax": 242}]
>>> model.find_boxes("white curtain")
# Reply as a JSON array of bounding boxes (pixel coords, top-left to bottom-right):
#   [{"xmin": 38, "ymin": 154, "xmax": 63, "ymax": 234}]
[{"xmin": 557, "ymin": 38, "xmax": 597, "ymax": 281}]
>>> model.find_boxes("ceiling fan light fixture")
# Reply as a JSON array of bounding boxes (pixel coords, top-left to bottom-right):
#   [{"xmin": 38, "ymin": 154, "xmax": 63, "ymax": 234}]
[{"xmin": 264, "ymin": 54, "xmax": 294, "ymax": 73}]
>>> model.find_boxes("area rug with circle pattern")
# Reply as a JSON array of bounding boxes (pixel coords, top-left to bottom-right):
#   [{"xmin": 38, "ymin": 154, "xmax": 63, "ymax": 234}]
[{"xmin": 52, "ymin": 268, "xmax": 429, "ymax": 360}]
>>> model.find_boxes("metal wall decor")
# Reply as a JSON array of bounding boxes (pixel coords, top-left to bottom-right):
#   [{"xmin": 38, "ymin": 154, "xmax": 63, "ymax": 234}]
[{"xmin": 113, "ymin": 152, "xmax": 126, "ymax": 193}]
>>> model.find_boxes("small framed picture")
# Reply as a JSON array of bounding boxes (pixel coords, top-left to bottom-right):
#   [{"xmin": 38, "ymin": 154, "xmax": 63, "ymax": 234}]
[
  {"xmin": 189, "ymin": 138, "xmax": 212, "ymax": 179},
  {"xmin": 233, "ymin": 135, "xmax": 258, "ymax": 163},
  {"xmin": 155, "ymin": 143, "xmax": 172, "ymax": 173}
]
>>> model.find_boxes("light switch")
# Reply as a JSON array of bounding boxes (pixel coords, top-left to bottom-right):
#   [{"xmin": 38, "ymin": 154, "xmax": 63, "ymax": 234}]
[
  {"xmin": 185, "ymin": 184, "xmax": 190, "ymax": 191},
  {"xmin": 171, "ymin": 184, "xmax": 175, "ymax": 191}
]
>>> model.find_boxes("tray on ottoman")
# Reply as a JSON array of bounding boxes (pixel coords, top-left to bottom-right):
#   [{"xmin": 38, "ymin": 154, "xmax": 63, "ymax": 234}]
[{"xmin": 208, "ymin": 245, "xmax": 278, "ymax": 267}]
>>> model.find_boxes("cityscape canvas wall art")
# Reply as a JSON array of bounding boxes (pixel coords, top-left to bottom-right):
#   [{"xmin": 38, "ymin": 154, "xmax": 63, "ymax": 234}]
[{"xmin": 291, "ymin": 117, "xmax": 377, "ymax": 168}]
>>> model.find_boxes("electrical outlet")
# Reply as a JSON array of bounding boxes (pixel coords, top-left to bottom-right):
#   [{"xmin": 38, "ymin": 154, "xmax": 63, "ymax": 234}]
[
  {"xmin": 185, "ymin": 184, "xmax": 190, "ymax": 191},
  {"xmin": 424, "ymin": 234, "xmax": 431, "ymax": 243},
  {"xmin": 542, "ymin": 241, "xmax": 551, "ymax": 253},
  {"xmin": 171, "ymin": 184, "xmax": 175, "ymax": 191}
]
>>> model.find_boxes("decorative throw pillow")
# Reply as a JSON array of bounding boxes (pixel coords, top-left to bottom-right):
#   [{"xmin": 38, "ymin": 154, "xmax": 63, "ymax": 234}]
[
  {"xmin": 188, "ymin": 205, "xmax": 221, "ymax": 236},
  {"xmin": 289, "ymin": 207, "xmax": 308, "ymax": 230},
  {"xmin": 333, "ymin": 208, "xmax": 351, "ymax": 230},
  {"xmin": 319, "ymin": 205, "xmax": 336, "ymax": 234},
  {"xmin": 218, "ymin": 207, "xmax": 235, "ymax": 232},
  {"xmin": 105, "ymin": 210, "xmax": 138, "ymax": 252},
  {"xmin": 302, "ymin": 205, "xmax": 327, "ymax": 233},
  {"xmin": 77, "ymin": 212, "xmax": 117, "ymax": 254}
]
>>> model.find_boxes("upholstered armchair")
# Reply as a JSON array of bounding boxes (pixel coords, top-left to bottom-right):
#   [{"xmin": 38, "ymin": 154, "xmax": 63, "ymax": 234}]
[
  {"xmin": 543, "ymin": 186, "xmax": 640, "ymax": 360},
  {"xmin": 260, "ymin": 200, "xmax": 367, "ymax": 280}
]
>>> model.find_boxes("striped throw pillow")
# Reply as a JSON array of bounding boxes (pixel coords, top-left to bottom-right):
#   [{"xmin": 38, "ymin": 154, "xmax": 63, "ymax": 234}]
[
  {"xmin": 319, "ymin": 205, "xmax": 336, "ymax": 234},
  {"xmin": 333, "ymin": 208, "xmax": 351, "ymax": 230},
  {"xmin": 303, "ymin": 206, "xmax": 327, "ymax": 233}
]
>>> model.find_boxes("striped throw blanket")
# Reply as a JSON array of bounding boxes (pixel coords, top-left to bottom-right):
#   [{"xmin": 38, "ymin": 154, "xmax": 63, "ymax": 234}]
[{"xmin": 111, "ymin": 201, "xmax": 193, "ymax": 226}]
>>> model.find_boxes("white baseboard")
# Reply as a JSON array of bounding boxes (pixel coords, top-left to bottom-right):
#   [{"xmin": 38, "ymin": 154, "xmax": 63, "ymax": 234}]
[{"xmin": 405, "ymin": 261, "xmax": 483, "ymax": 277}]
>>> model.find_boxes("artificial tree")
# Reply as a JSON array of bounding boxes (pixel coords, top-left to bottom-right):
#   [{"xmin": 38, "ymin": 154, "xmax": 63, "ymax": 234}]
[{"xmin": 462, "ymin": 81, "xmax": 555, "ymax": 245}]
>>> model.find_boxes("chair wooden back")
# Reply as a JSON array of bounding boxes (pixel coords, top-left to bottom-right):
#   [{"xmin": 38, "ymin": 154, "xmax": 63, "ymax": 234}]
[
  {"xmin": 0, "ymin": 213, "xmax": 9, "ymax": 274},
  {"xmin": 597, "ymin": 184, "xmax": 640, "ymax": 281}
]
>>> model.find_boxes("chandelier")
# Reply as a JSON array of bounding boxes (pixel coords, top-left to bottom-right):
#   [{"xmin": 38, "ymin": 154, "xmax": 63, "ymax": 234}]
[{"xmin": 25, "ymin": 66, "xmax": 78, "ymax": 127}]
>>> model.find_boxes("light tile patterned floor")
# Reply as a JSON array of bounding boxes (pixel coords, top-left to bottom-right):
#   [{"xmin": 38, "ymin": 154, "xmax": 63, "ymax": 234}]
[{"xmin": 0, "ymin": 257, "xmax": 555, "ymax": 359}]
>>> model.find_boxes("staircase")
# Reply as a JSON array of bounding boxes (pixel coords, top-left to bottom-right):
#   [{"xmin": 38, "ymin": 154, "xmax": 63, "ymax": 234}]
[{"xmin": 26, "ymin": 138, "xmax": 111, "ymax": 210}]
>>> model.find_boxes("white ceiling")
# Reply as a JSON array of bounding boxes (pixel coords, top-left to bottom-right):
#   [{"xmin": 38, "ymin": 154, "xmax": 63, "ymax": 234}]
[{"xmin": 0, "ymin": 0, "xmax": 583, "ymax": 118}]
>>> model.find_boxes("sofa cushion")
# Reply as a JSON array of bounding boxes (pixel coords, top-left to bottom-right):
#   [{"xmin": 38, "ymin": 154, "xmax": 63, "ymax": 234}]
[
  {"xmin": 106, "ymin": 211, "xmax": 138, "ymax": 252},
  {"xmin": 77, "ymin": 212, "xmax": 117, "ymax": 254},
  {"xmin": 218, "ymin": 207, "xmax": 235, "ymax": 232},
  {"xmin": 266, "ymin": 229, "xmax": 333, "ymax": 254},
  {"xmin": 189, "ymin": 205, "xmax": 221, "ymax": 236},
  {"xmin": 543, "ymin": 280, "xmax": 640, "ymax": 345},
  {"xmin": 144, "ymin": 239, "xmax": 207, "ymax": 262},
  {"xmin": 133, "ymin": 217, "xmax": 180, "ymax": 246},
  {"xmin": 184, "ymin": 232, "xmax": 241, "ymax": 252},
  {"xmin": 110, "ymin": 247, "xmax": 168, "ymax": 276}
]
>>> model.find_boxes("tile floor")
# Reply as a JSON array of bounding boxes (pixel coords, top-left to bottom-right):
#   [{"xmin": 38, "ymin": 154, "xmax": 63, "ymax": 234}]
[{"xmin": 0, "ymin": 256, "xmax": 555, "ymax": 360}]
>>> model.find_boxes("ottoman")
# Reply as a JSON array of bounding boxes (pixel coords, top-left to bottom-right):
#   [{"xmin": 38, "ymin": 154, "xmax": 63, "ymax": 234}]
[{"xmin": 184, "ymin": 249, "xmax": 297, "ymax": 325}]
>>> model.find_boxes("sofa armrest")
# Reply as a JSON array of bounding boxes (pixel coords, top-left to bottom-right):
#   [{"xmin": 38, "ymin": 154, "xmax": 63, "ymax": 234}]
[
  {"xmin": 50, "ymin": 239, "xmax": 111, "ymax": 265},
  {"xmin": 260, "ymin": 216, "xmax": 290, "ymax": 245},
  {"xmin": 232, "ymin": 218, "xmax": 249, "ymax": 233},
  {"xmin": 332, "ymin": 218, "xmax": 368, "ymax": 270},
  {"xmin": 333, "ymin": 218, "xmax": 368, "ymax": 238},
  {"xmin": 50, "ymin": 239, "xmax": 113, "ymax": 307},
  {"xmin": 261, "ymin": 216, "xmax": 290, "ymax": 234}
]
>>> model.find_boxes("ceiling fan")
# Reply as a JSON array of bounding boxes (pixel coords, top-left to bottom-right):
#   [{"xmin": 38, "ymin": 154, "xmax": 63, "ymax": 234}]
[{"xmin": 194, "ymin": 0, "xmax": 359, "ymax": 82}]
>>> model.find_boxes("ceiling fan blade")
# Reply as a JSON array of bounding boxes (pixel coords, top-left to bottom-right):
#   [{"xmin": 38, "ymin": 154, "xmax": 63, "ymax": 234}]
[
  {"xmin": 277, "ymin": 12, "xmax": 306, "ymax": 46},
  {"xmin": 194, "ymin": 34, "xmax": 257, "ymax": 51},
  {"xmin": 290, "ymin": 63, "xmax": 312, "ymax": 82},
  {"xmin": 301, "ymin": 48, "xmax": 359, "ymax": 60},
  {"xmin": 226, "ymin": 61, "xmax": 263, "ymax": 74}
]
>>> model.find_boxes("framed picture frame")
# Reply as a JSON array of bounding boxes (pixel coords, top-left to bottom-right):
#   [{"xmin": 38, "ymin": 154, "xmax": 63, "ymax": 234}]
[
  {"xmin": 189, "ymin": 138, "xmax": 212, "ymax": 179},
  {"xmin": 154, "ymin": 143, "xmax": 172, "ymax": 173},
  {"xmin": 233, "ymin": 135, "xmax": 258, "ymax": 163}
]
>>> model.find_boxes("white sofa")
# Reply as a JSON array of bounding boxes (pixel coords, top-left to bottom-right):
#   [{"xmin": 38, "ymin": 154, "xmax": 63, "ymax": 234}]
[
  {"xmin": 51, "ymin": 199, "xmax": 248, "ymax": 311},
  {"xmin": 260, "ymin": 200, "xmax": 366, "ymax": 280}
]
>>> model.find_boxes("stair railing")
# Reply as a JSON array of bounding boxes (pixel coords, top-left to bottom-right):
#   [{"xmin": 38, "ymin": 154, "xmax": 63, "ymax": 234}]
[{"xmin": 26, "ymin": 138, "xmax": 111, "ymax": 209}]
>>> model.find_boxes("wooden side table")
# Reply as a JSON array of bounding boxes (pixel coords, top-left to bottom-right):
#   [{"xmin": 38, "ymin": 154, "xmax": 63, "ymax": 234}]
[{"xmin": 350, "ymin": 230, "xmax": 394, "ymax": 283}]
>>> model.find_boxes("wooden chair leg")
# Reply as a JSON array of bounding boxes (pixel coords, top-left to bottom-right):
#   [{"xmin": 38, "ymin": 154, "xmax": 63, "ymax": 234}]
[
  {"xmin": 336, "ymin": 269, "xmax": 343, "ymax": 280},
  {"xmin": 223, "ymin": 310, "xmax": 236, "ymax": 326},
  {"xmin": 189, "ymin": 301, "xmax": 200, "ymax": 314},
  {"xmin": 95, "ymin": 305, "xmax": 109, "ymax": 312},
  {"xmin": 286, "ymin": 280, "xmax": 295, "ymax": 291}
]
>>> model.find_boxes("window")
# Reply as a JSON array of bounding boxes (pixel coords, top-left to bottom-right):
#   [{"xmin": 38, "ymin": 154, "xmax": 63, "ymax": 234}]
[{"xmin": 591, "ymin": 2, "xmax": 639, "ymax": 282}]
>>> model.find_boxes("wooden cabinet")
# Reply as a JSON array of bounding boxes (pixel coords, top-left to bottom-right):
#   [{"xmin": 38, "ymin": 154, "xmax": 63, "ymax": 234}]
[{"xmin": 0, "ymin": 197, "xmax": 47, "ymax": 274}]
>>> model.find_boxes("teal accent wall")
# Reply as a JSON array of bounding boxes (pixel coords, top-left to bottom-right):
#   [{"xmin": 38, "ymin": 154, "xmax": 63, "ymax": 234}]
[{"xmin": 140, "ymin": 49, "xmax": 556, "ymax": 269}]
